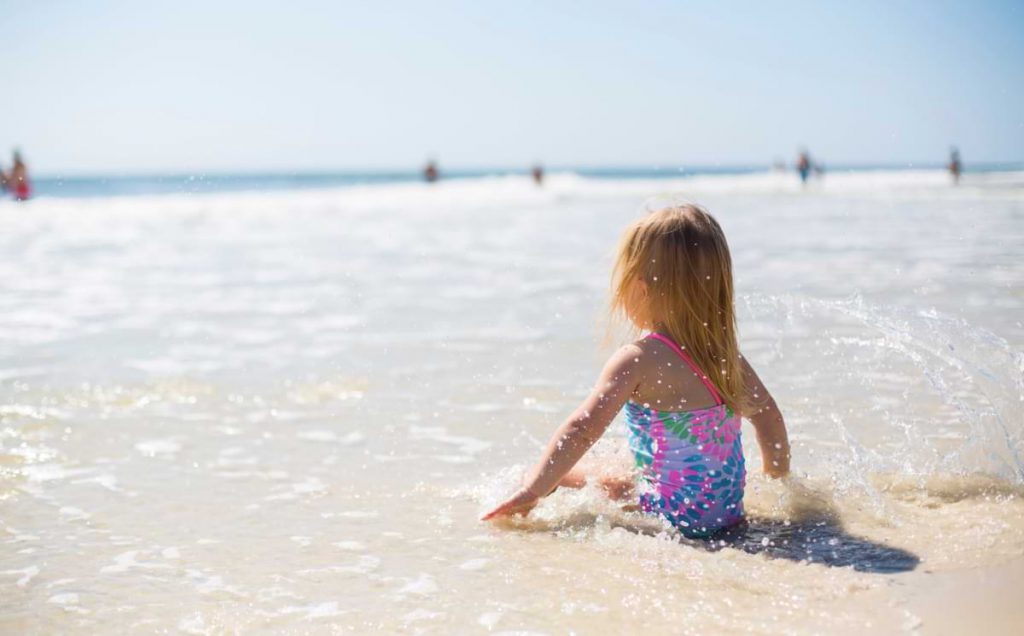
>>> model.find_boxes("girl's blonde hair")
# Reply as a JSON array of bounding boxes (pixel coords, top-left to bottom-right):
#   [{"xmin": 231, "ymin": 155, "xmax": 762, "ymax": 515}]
[{"xmin": 610, "ymin": 204, "xmax": 746, "ymax": 414}]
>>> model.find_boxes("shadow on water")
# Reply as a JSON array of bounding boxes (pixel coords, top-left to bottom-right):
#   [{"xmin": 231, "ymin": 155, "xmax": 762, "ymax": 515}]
[
  {"xmin": 490, "ymin": 476, "xmax": 922, "ymax": 574},
  {"xmin": 700, "ymin": 517, "xmax": 920, "ymax": 574},
  {"xmin": 503, "ymin": 509, "xmax": 920, "ymax": 574}
]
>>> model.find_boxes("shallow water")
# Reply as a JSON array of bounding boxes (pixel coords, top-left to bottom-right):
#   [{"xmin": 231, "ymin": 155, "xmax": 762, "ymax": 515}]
[{"xmin": 1, "ymin": 170, "xmax": 1023, "ymax": 633}]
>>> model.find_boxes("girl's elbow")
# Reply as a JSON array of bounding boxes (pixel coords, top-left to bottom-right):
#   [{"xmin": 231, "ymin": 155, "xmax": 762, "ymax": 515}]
[
  {"xmin": 565, "ymin": 416, "xmax": 606, "ymax": 444},
  {"xmin": 760, "ymin": 393, "xmax": 780, "ymax": 413},
  {"xmin": 745, "ymin": 395, "xmax": 779, "ymax": 420}
]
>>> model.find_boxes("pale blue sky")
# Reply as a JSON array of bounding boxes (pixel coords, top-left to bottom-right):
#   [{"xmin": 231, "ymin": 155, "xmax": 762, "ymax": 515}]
[{"xmin": 2, "ymin": 1, "xmax": 1022, "ymax": 173}]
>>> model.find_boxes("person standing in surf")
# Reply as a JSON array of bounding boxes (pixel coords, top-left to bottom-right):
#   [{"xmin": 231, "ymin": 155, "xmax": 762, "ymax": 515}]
[
  {"xmin": 948, "ymin": 147, "xmax": 962, "ymax": 184},
  {"xmin": 423, "ymin": 159, "xmax": 439, "ymax": 183},
  {"xmin": 483, "ymin": 204, "xmax": 791, "ymax": 537},
  {"xmin": 796, "ymin": 149, "xmax": 811, "ymax": 185},
  {"xmin": 1, "ymin": 150, "xmax": 32, "ymax": 201},
  {"xmin": 531, "ymin": 164, "xmax": 544, "ymax": 186}
]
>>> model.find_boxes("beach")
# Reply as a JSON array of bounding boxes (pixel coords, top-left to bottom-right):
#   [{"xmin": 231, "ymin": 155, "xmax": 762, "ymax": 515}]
[{"xmin": 1, "ymin": 169, "xmax": 1022, "ymax": 634}]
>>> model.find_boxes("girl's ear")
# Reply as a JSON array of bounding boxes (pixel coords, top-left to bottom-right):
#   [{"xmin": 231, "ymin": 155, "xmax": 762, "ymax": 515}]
[
  {"xmin": 626, "ymin": 279, "xmax": 649, "ymax": 306},
  {"xmin": 629, "ymin": 279, "xmax": 653, "ymax": 329}
]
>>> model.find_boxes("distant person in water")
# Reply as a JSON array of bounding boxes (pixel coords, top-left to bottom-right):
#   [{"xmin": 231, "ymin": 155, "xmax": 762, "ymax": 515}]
[
  {"xmin": 531, "ymin": 164, "xmax": 544, "ymax": 186},
  {"xmin": 796, "ymin": 150, "xmax": 811, "ymax": 185},
  {"xmin": 948, "ymin": 147, "xmax": 962, "ymax": 184},
  {"xmin": 0, "ymin": 150, "xmax": 32, "ymax": 201},
  {"xmin": 423, "ymin": 160, "xmax": 439, "ymax": 183}
]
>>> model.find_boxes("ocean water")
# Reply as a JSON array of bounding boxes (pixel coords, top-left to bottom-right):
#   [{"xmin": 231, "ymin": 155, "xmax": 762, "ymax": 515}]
[
  {"xmin": 27, "ymin": 163, "xmax": 1022, "ymax": 199},
  {"xmin": 1, "ymin": 169, "xmax": 1022, "ymax": 633}
]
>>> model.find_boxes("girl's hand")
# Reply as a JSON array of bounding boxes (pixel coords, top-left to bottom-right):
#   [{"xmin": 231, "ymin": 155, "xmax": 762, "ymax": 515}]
[{"xmin": 480, "ymin": 487, "xmax": 540, "ymax": 521}]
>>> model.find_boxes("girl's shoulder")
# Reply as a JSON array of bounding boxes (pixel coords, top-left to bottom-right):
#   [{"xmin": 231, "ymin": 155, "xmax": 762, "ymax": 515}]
[
  {"xmin": 613, "ymin": 338, "xmax": 662, "ymax": 362},
  {"xmin": 605, "ymin": 338, "xmax": 664, "ymax": 377},
  {"xmin": 600, "ymin": 337, "xmax": 682, "ymax": 384},
  {"xmin": 629, "ymin": 334, "xmax": 674, "ymax": 361}
]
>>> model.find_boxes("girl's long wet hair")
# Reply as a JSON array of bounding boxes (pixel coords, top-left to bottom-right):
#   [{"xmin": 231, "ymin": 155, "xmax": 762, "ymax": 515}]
[{"xmin": 610, "ymin": 204, "xmax": 746, "ymax": 415}]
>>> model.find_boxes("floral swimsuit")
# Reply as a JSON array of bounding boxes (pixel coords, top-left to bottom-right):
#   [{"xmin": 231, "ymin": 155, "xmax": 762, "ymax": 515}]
[{"xmin": 625, "ymin": 333, "xmax": 746, "ymax": 537}]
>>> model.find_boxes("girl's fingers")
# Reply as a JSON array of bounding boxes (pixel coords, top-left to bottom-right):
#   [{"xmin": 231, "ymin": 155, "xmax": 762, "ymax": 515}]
[
  {"xmin": 481, "ymin": 489, "xmax": 539, "ymax": 521},
  {"xmin": 480, "ymin": 502, "xmax": 513, "ymax": 520},
  {"xmin": 480, "ymin": 508, "xmax": 501, "ymax": 520},
  {"xmin": 481, "ymin": 500, "xmax": 529, "ymax": 521}
]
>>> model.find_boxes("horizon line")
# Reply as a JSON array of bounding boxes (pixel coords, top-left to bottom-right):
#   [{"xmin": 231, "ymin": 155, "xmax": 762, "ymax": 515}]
[{"xmin": 27, "ymin": 160, "xmax": 1024, "ymax": 180}]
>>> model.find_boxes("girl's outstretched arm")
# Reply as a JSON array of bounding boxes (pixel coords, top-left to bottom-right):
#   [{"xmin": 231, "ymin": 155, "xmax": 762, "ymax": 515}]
[
  {"xmin": 481, "ymin": 345, "xmax": 643, "ymax": 520},
  {"xmin": 741, "ymin": 356, "xmax": 791, "ymax": 478}
]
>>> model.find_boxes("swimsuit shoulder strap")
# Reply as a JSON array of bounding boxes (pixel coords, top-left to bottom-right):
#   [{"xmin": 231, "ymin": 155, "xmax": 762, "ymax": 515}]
[{"xmin": 646, "ymin": 332, "xmax": 723, "ymax": 405}]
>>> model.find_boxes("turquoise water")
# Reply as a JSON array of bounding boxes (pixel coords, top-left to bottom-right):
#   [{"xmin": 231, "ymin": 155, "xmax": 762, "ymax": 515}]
[{"xmin": 25, "ymin": 163, "xmax": 1024, "ymax": 199}]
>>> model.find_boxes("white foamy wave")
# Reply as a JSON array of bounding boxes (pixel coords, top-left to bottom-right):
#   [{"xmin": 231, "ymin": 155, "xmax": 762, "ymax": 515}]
[{"xmin": 5, "ymin": 169, "xmax": 1021, "ymax": 223}]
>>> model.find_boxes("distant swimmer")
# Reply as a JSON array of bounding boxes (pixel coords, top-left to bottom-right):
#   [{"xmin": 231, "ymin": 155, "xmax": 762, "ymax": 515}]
[
  {"xmin": 423, "ymin": 160, "xmax": 439, "ymax": 183},
  {"xmin": 948, "ymin": 147, "xmax": 962, "ymax": 184},
  {"xmin": 0, "ymin": 150, "xmax": 32, "ymax": 201},
  {"xmin": 531, "ymin": 164, "xmax": 544, "ymax": 186},
  {"xmin": 796, "ymin": 149, "xmax": 811, "ymax": 185}
]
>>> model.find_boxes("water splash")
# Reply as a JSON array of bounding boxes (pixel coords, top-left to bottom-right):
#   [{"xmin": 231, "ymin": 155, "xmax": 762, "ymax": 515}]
[{"xmin": 739, "ymin": 294, "xmax": 1023, "ymax": 485}]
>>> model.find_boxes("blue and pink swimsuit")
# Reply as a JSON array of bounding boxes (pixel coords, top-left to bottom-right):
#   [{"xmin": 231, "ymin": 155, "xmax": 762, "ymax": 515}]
[{"xmin": 625, "ymin": 333, "xmax": 746, "ymax": 537}]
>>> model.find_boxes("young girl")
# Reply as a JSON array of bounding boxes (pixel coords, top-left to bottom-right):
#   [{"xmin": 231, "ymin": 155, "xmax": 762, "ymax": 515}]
[{"xmin": 482, "ymin": 204, "xmax": 790, "ymax": 537}]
